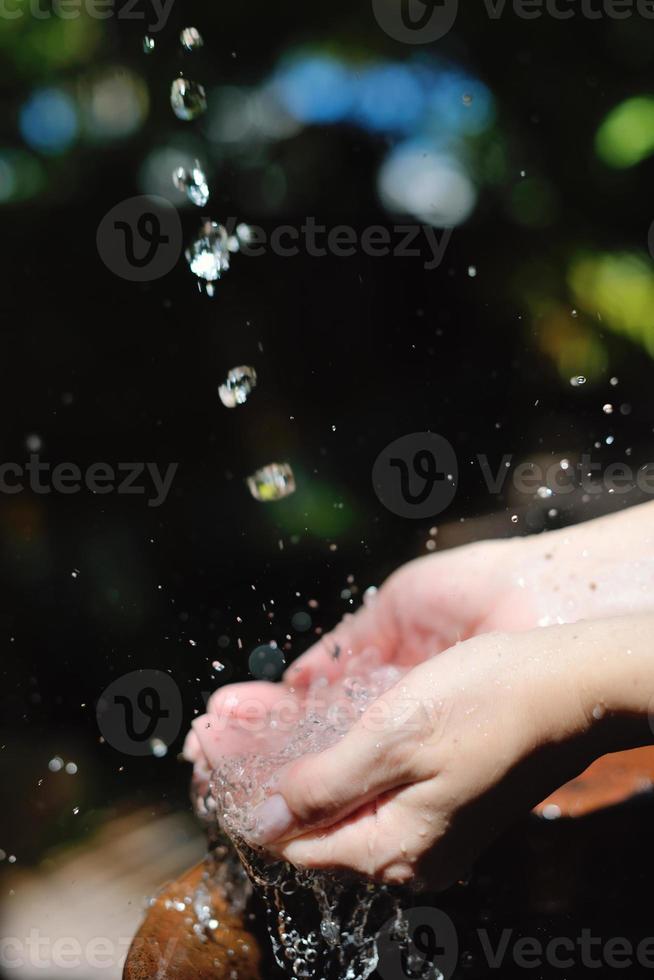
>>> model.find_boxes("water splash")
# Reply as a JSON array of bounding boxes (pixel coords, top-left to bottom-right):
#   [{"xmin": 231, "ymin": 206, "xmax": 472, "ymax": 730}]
[{"xmin": 201, "ymin": 660, "xmax": 427, "ymax": 979}]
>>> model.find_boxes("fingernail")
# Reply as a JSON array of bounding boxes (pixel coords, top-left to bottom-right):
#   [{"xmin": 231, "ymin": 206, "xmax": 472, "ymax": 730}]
[{"xmin": 248, "ymin": 794, "xmax": 295, "ymax": 845}]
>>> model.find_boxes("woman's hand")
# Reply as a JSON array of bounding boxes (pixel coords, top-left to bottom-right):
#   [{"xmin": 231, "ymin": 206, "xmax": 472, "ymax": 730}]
[
  {"xmin": 286, "ymin": 502, "xmax": 654, "ymax": 690},
  {"xmin": 245, "ymin": 615, "xmax": 654, "ymax": 890}
]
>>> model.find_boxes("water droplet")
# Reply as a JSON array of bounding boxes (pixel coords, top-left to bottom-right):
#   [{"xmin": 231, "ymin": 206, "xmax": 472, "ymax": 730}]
[
  {"xmin": 143, "ymin": 35, "xmax": 155, "ymax": 54},
  {"xmin": 180, "ymin": 26, "xmax": 203, "ymax": 50},
  {"xmin": 218, "ymin": 366, "xmax": 257, "ymax": 408},
  {"xmin": 186, "ymin": 221, "xmax": 231, "ymax": 281},
  {"xmin": 211, "ymin": 660, "xmax": 225, "ymax": 672},
  {"xmin": 173, "ymin": 161, "xmax": 209, "ymax": 207},
  {"xmin": 26, "ymin": 433, "xmax": 42, "ymax": 452},
  {"xmin": 603, "ymin": 403, "xmax": 614, "ymax": 415},
  {"xmin": 65, "ymin": 762, "xmax": 78, "ymax": 775},
  {"xmin": 510, "ymin": 514, "xmax": 519, "ymax": 524},
  {"xmin": 48, "ymin": 756, "xmax": 64, "ymax": 773},
  {"xmin": 247, "ymin": 463, "xmax": 296, "ymax": 502},
  {"xmin": 610, "ymin": 376, "xmax": 619, "ymax": 386},
  {"xmin": 249, "ymin": 643, "xmax": 285, "ymax": 681},
  {"xmin": 536, "ymin": 486, "xmax": 553, "ymax": 499},
  {"xmin": 150, "ymin": 738, "xmax": 168, "ymax": 758},
  {"xmin": 72, "ymin": 807, "xmax": 80, "ymax": 816},
  {"xmin": 570, "ymin": 375, "xmax": 586, "ymax": 387},
  {"xmin": 235, "ymin": 222, "xmax": 253, "ymax": 246},
  {"xmin": 462, "ymin": 92, "xmax": 473, "ymax": 105},
  {"xmin": 291, "ymin": 611, "xmax": 312, "ymax": 633},
  {"xmin": 170, "ymin": 77, "xmax": 207, "ymax": 121}
]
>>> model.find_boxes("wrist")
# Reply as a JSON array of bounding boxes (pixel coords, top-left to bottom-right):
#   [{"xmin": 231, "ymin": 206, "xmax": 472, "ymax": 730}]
[{"xmin": 574, "ymin": 616, "xmax": 654, "ymax": 753}]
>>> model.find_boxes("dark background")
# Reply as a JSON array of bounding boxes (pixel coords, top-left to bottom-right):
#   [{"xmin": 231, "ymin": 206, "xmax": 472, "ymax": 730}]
[{"xmin": 1, "ymin": 0, "xmax": 654, "ymax": 975}]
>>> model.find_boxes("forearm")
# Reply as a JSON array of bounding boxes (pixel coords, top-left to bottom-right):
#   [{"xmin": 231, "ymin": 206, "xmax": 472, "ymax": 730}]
[{"xmin": 535, "ymin": 614, "xmax": 654, "ymax": 761}]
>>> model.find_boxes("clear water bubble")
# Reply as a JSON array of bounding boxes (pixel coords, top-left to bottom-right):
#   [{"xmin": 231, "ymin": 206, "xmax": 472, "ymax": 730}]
[
  {"xmin": 186, "ymin": 221, "xmax": 231, "ymax": 281},
  {"xmin": 170, "ymin": 77, "xmax": 207, "ymax": 121},
  {"xmin": 570, "ymin": 375, "xmax": 586, "ymax": 387},
  {"xmin": 218, "ymin": 366, "xmax": 257, "ymax": 408},
  {"xmin": 247, "ymin": 463, "xmax": 296, "ymax": 502},
  {"xmin": 235, "ymin": 222, "xmax": 253, "ymax": 246},
  {"xmin": 180, "ymin": 26, "xmax": 203, "ymax": 50},
  {"xmin": 291, "ymin": 611, "xmax": 312, "ymax": 632},
  {"xmin": 173, "ymin": 161, "xmax": 209, "ymax": 207},
  {"xmin": 248, "ymin": 643, "xmax": 285, "ymax": 680},
  {"xmin": 150, "ymin": 738, "xmax": 168, "ymax": 758},
  {"xmin": 143, "ymin": 35, "xmax": 155, "ymax": 54}
]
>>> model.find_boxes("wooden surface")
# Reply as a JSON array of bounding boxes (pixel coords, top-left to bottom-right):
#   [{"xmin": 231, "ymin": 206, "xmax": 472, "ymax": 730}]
[
  {"xmin": 123, "ymin": 858, "xmax": 263, "ymax": 980},
  {"xmin": 123, "ymin": 746, "xmax": 654, "ymax": 979}
]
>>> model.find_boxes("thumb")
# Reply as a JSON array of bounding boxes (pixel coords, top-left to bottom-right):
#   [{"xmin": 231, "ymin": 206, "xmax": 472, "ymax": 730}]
[{"xmin": 244, "ymin": 704, "xmax": 423, "ymax": 846}]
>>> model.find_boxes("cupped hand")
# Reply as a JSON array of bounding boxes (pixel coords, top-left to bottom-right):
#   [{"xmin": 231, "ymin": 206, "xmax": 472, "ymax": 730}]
[
  {"xmin": 244, "ymin": 615, "xmax": 653, "ymax": 889},
  {"xmin": 286, "ymin": 503, "xmax": 654, "ymax": 690}
]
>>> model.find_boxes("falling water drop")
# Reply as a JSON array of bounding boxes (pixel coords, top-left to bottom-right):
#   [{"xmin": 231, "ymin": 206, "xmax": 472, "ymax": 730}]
[
  {"xmin": 143, "ymin": 35, "xmax": 155, "ymax": 54},
  {"xmin": 180, "ymin": 26, "xmax": 203, "ymax": 50},
  {"xmin": 218, "ymin": 366, "xmax": 257, "ymax": 408},
  {"xmin": 186, "ymin": 221, "xmax": 231, "ymax": 281},
  {"xmin": 170, "ymin": 77, "xmax": 207, "ymax": 121},
  {"xmin": 173, "ymin": 162, "xmax": 209, "ymax": 207},
  {"xmin": 247, "ymin": 463, "xmax": 296, "ymax": 502}
]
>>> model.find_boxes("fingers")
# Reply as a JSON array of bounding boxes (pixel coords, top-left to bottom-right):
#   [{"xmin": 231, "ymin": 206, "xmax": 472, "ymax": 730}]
[
  {"xmin": 284, "ymin": 598, "xmax": 397, "ymax": 689},
  {"xmin": 244, "ymin": 692, "xmax": 433, "ymax": 845},
  {"xmin": 182, "ymin": 728, "xmax": 202, "ymax": 763},
  {"xmin": 206, "ymin": 680, "xmax": 284, "ymax": 718},
  {"xmin": 276, "ymin": 781, "xmax": 457, "ymax": 890}
]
